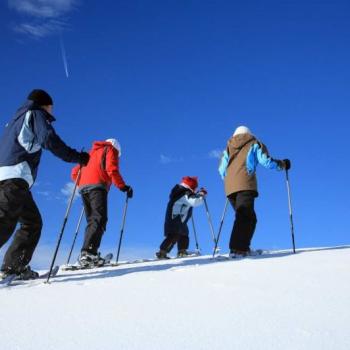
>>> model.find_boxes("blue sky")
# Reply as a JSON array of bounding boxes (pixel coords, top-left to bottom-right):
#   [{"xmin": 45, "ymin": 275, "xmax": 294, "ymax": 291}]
[{"xmin": 0, "ymin": 0, "xmax": 349, "ymax": 267}]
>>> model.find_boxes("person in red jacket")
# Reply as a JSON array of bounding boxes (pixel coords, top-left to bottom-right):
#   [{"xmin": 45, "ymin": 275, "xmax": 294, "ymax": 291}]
[{"xmin": 71, "ymin": 138, "xmax": 133, "ymax": 266}]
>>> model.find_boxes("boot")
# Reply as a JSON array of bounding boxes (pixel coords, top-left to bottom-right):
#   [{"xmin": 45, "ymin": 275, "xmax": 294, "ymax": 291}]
[
  {"xmin": 17, "ymin": 266, "xmax": 39, "ymax": 280},
  {"xmin": 79, "ymin": 251, "xmax": 105, "ymax": 267},
  {"xmin": 0, "ymin": 265, "xmax": 39, "ymax": 280},
  {"xmin": 229, "ymin": 248, "xmax": 262, "ymax": 258},
  {"xmin": 177, "ymin": 249, "xmax": 189, "ymax": 258},
  {"xmin": 229, "ymin": 249, "xmax": 249, "ymax": 258},
  {"xmin": 0, "ymin": 270, "xmax": 13, "ymax": 280},
  {"xmin": 155, "ymin": 250, "xmax": 170, "ymax": 260}
]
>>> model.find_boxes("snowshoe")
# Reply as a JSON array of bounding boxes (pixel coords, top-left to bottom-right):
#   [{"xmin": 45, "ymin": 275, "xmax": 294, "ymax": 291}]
[
  {"xmin": 17, "ymin": 266, "xmax": 39, "ymax": 280},
  {"xmin": 229, "ymin": 249, "xmax": 263, "ymax": 259},
  {"xmin": 79, "ymin": 251, "xmax": 106, "ymax": 267},
  {"xmin": 0, "ymin": 270, "xmax": 15, "ymax": 281},
  {"xmin": 177, "ymin": 250, "xmax": 190, "ymax": 258},
  {"xmin": 1, "ymin": 265, "xmax": 39, "ymax": 280},
  {"xmin": 155, "ymin": 250, "xmax": 170, "ymax": 260}
]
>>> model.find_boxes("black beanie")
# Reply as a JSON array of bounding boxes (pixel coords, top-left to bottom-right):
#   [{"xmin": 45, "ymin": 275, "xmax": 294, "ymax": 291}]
[{"xmin": 27, "ymin": 89, "xmax": 53, "ymax": 106}]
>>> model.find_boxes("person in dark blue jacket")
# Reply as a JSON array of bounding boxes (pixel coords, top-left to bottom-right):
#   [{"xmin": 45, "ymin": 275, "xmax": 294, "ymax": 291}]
[
  {"xmin": 156, "ymin": 176, "xmax": 207, "ymax": 259},
  {"xmin": 0, "ymin": 89, "xmax": 89, "ymax": 280}
]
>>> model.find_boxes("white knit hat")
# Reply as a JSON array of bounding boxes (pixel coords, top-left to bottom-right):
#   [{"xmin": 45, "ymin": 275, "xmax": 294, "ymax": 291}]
[
  {"xmin": 233, "ymin": 126, "xmax": 252, "ymax": 136},
  {"xmin": 106, "ymin": 138, "xmax": 121, "ymax": 157}
]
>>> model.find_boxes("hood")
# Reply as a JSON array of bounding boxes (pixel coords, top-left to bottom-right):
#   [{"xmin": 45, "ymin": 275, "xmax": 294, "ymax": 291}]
[
  {"xmin": 92, "ymin": 141, "xmax": 114, "ymax": 151},
  {"xmin": 13, "ymin": 100, "xmax": 56, "ymax": 123},
  {"xmin": 228, "ymin": 133, "xmax": 256, "ymax": 151}
]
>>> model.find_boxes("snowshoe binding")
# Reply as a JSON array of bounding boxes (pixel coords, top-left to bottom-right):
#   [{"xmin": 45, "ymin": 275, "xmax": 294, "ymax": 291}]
[
  {"xmin": 79, "ymin": 251, "xmax": 106, "ymax": 268},
  {"xmin": 155, "ymin": 250, "xmax": 170, "ymax": 260},
  {"xmin": 229, "ymin": 249, "xmax": 263, "ymax": 259},
  {"xmin": 177, "ymin": 249, "xmax": 190, "ymax": 258},
  {"xmin": 1, "ymin": 265, "xmax": 39, "ymax": 281}
]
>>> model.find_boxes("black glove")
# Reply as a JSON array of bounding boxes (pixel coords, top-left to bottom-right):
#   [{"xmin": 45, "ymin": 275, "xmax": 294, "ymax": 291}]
[
  {"xmin": 277, "ymin": 159, "xmax": 291, "ymax": 170},
  {"xmin": 121, "ymin": 185, "xmax": 133, "ymax": 198},
  {"xmin": 78, "ymin": 152, "xmax": 90, "ymax": 166},
  {"xmin": 283, "ymin": 159, "xmax": 291, "ymax": 170},
  {"xmin": 198, "ymin": 187, "xmax": 208, "ymax": 196}
]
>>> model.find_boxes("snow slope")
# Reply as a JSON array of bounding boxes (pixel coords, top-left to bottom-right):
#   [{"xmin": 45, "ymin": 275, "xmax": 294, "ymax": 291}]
[{"xmin": 1, "ymin": 246, "xmax": 349, "ymax": 350}]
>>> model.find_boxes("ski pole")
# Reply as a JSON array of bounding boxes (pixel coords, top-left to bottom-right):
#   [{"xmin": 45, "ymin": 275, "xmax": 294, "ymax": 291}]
[
  {"xmin": 115, "ymin": 194, "xmax": 129, "ymax": 264},
  {"xmin": 203, "ymin": 198, "xmax": 217, "ymax": 244},
  {"xmin": 212, "ymin": 198, "xmax": 229, "ymax": 257},
  {"xmin": 191, "ymin": 214, "xmax": 200, "ymax": 254},
  {"xmin": 285, "ymin": 169, "xmax": 296, "ymax": 253},
  {"xmin": 46, "ymin": 168, "xmax": 81, "ymax": 283},
  {"xmin": 66, "ymin": 206, "xmax": 85, "ymax": 265}
]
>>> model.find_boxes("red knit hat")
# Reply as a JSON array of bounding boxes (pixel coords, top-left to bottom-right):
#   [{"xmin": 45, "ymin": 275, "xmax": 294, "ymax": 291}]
[{"xmin": 181, "ymin": 176, "xmax": 198, "ymax": 191}]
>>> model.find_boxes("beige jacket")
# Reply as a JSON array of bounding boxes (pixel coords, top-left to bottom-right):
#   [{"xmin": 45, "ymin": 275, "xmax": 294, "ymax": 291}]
[{"xmin": 224, "ymin": 133, "xmax": 266, "ymax": 196}]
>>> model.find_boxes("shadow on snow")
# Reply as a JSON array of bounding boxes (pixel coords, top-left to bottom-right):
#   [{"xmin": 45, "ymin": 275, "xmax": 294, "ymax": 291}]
[{"xmin": 50, "ymin": 245, "xmax": 350, "ymax": 286}]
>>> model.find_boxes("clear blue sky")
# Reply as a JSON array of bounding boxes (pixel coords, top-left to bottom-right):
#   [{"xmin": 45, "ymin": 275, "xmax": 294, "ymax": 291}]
[{"xmin": 0, "ymin": 1, "xmax": 349, "ymax": 267}]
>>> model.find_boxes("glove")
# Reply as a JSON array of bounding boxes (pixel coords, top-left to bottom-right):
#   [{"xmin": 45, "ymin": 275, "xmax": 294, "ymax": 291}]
[
  {"xmin": 78, "ymin": 152, "xmax": 90, "ymax": 166},
  {"xmin": 283, "ymin": 159, "xmax": 291, "ymax": 170},
  {"xmin": 198, "ymin": 187, "xmax": 208, "ymax": 196},
  {"xmin": 277, "ymin": 159, "xmax": 291, "ymax": 170},
  {"xmin": 121, "ymin": 185, "xmax": 133, "ymax": 198}
]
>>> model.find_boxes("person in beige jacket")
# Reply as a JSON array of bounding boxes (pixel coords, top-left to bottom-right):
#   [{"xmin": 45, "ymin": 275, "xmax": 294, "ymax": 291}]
[{"xmin": 219, "ymin": 126, "xmax": 290, "ymax": 258}]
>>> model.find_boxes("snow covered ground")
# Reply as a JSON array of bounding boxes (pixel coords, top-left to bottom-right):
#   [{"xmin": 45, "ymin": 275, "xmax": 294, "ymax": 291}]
[{"xmin": 1, "ymin": 246, "xmax": 349, "ymax": 350}]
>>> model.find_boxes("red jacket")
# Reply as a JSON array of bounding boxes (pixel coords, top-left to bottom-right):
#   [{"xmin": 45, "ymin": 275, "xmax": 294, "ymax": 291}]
[{"xmin": 71, "ymin": 141, "xmax": 126, "ymax": 190}]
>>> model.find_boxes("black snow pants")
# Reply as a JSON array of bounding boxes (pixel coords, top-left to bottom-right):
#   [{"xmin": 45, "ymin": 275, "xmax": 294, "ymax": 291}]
[
  {"xmin": 160, "ymin": 233, "xmax": 189, "ymax": 253},
  {"xmin": 228, "ymin": 190, "xmax": 257, "ymax": 252},
  {"xmin": 81, "ymin": 188, "xmax": 108, "ymax": 255},
  {"xmin": 0, "ymin": 179, "xmax": 43, "ymax": 272}
]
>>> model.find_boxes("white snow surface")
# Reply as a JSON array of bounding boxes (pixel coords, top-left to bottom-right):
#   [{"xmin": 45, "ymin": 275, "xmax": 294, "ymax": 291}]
[{"xmin": 1, "ymin": 246, "xmax": 349, "ymax": 350}]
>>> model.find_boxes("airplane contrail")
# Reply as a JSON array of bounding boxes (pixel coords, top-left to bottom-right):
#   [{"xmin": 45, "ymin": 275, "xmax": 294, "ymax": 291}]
[{"xmin": 60, "ymin": 36, "xmax": 69, "ymax": 78}]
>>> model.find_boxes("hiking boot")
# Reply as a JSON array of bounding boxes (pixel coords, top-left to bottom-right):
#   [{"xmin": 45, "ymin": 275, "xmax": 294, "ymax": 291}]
[
  {"xmin": 79, "ymin": 251, "xmax": 105, "ymax": 267},
  {"xmin": 0, "ymin": 270, "xmax": 13, "ymax": 280},
  {"xmin": 17, "ymin": 266, "xmax": 39, "ymax": 280},
  {"xmin": 1, "ymin": 265, "xmax": 39, "ymax": 280},
  {"xmin": 229, "ymin": 248, "xmax": 262, "ymax": 258},
  {"xmin": 155, "ymin": 250, "xmax": 170, "ymax": 260},
  {"xmin": 177, "ymin": 250, "xmax": 189, "ymax": 258},
  {"xmin": 229, "ymin": 249, "xmax": 249, "ymax": 258}
]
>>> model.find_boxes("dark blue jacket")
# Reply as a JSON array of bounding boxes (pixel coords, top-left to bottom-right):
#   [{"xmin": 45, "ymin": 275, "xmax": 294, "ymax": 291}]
[
  {"xmin": 0, "ymin": 100, "xmax": 81, "ymax": 187},
  {"xmin": 164, "ymin": 184, "xmax": 204, "ymax": 236}
]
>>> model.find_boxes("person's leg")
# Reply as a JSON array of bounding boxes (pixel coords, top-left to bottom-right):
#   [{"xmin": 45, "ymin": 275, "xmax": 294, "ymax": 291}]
[
  {"xmin": 177, "ymin": 234, "xmax": 190, "ymax": 257},
  {"xmin": 160, "ymin": 233, "xmax": 178, "ymax": 253},
  {"xmin": 0, "ymin": 180, "xmax": 23, "ymax": 251},
  {"xmin": 2, "ymin": 188, "xmax": 42, "ymax": 272},
  {"xmin": 81, "ymin": 189, "xmax": 108, "ymax": 255},
  {"xmin": 156, "ymin": 234, "xmax": 177, "ymax": 258},
  {"xmin": 227, "ymin": 193, "xmax": 237, "ymax": 251},
  {"xmin": 175, "ymin": 222, "xmax": 190, "ymax": 256},
  {"xmin": 80, "ymin": 191, "xmax": 92, "ymax": 251},
  {"xmin": 177, "ymin": 222, "xmax": 190, "ymax": 253},
  {"xmin": 229, "ymin": 191, "xmax": 257, "ymax": 252},
  {"xmin": 177, "ymin": 236, "xmax": 189, "ymax": 251}
]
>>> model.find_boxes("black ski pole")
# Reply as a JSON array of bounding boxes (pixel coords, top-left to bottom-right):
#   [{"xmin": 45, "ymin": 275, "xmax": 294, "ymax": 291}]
[
  {"xmin": 46, "ymin": 168, "xmax": 81, "ymax": 283},
  {"xmin": 285, "ymin": 169, "xmax": 296, "ymax": 253},
  {"xmin": 66, "ymin": 206, "xmax": 85, "ymax": 265},
  {"xmin": 203, "ymin": 198, "xmax": 217, "ymax": 245},
  {"xmin": 212, "ymin": 198, "xmax": 229, "ymax": 257},
  {"xmin": 191, "ymin": 214, "xmax": 200, "ymax": 254},
  {"xmin": 115, "ymin": 194, "xmax": 129, "ymax": 264}
]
